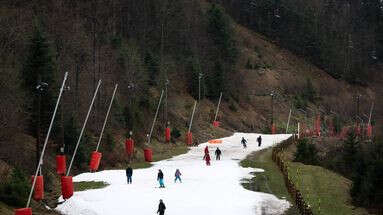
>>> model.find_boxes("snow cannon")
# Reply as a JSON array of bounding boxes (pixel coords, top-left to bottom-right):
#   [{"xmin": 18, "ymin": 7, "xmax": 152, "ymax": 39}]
[
  {"xmin": 30, "ymin": 175, "xmax": 44, "ymax": 201},
  {"xmin": 144, "ymin": 148, "xmax": 152, "ymax": 162},
  {"xmin": 186, "ymin": 132, "xmax": 192, "ymax": 145},
  {"xmin": 367, "ymin": 125, "xmax": 373, "ymax": 138},
  {"xmin": 212, "ymin": 121, "xmax": 220, "ymax": 127},
  {"xmin": 165, "ymin": 127, "xmax": 171, "ymax": 142},
  {"xmin": 271, "ymin": 124, "xmax": 276, "ymax": 134},
  {"xmin": 61, "ymin": 176, "xmax": 74, "ymax": 199},
  {"xmin": 125, "ymin": 138, "xmax": 134, "ymax": 156},
  {"xmin": 56, "ymin": 155, "xmax": 66, "ymax": 175},
  {"xmin": 14, "ymin": 208, "xmax": 32, "ymax": 215},
  {"xmin": 89, "ymin": 151, "xmax": 102, "ymax": 172}
]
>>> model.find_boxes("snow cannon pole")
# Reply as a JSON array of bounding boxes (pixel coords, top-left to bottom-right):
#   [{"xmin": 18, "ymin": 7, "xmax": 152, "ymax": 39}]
[
  {"xmin": 95, "ymin": 84, "xmax": 118, "ymax": 152},
  {"xmin": 67, "ymin": 80, "xmax": 101, "ymax": 176},
  {"xmin": 148, "ymin": 90, "xmax": 164, "ymax": 145},
  {"xmin": 26, "ymin": 72, "xmax": 68, "ymax": 208},
  {"xmin": 188, "ymin": 101, "xmax": 197, "ymax": 133},
  {"xmin": 286, "ymin": 109, "xmax": 292, "ymax": 134},
  {"xmin": 368, "ymin": 102, "xmax": 374, "ymax": 125},
  {"xmin": 213, "ymin": 92, "xmax": 222, "ymax": 122}
]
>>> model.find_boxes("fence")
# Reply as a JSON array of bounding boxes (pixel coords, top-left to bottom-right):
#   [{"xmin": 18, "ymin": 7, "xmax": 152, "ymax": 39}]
[{"xmin": 272, "ymin": 136, "xmax": 314, "ymax": 215}]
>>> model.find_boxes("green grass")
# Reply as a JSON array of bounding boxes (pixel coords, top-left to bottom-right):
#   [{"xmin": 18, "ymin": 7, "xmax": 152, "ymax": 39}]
[
  {"xmin": 74, "ymin": 181, "xmax": 109, "ymax": 192},
  {"xmin": 282, "ymin": 145, "xmax": 370, "ymax": 215},
  {"xmin": 240, "ymin": 148, "xmax": 300, "ymax": 215}
]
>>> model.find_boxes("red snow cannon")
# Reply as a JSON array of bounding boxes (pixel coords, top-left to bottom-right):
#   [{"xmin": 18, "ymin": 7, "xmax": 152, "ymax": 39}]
[
  {"xmin": 14, "ymin": 208, "xmax": 32, "ymax": 215},
  {"xmin": 125, "ymin": 138, "xmax": 134, "ymax": 156},
  {"xmin": 56, "ymin": 155, "xmax": 66, "ymax": 175},
  {"xmin": 89, "ymin": 151, "xmax": 102, "ymax": 172},
  {"xmin": 165, "ymin": 127, "xmax": 171, "ymax": 142},
  {"xmin": 186, "ymin": 132, "xmax": 193, "ymax": 145},
  {"xmin": 30, "ymin": 175, "xmax": 44, "ymax": 201},
  {"xmin": 61, "ymin": 176, "xmax": 74, "ymax": 199},
  {"xmin": 212, "ymin": 121, "xmax": 220, "ymax": 127},
  {"xmin": 144, "ymin": 148, "xmax": 153, "ymax": 162}
]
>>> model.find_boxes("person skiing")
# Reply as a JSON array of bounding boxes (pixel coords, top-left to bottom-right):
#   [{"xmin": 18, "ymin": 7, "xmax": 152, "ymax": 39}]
[
  {"xmin": 204, "ymin": 146, "xmax": 209, "ymax": 155},
  {"xmin": 241, "ymin": 137, "xmax": 247, "ymax": 148},
  {"xmin": 157, "ymin": 169, "xmax": 165, "ymax": 188},
  {"xmin": 215, "ymin": 147, "xmax": 222, "ymax": 160},
  {"xmin": 174, "ymin": 169, "xmax": 182, "ymax": 183},
  {"xmin": 157, "ymin": 199, "xmax": 166, "ymax": 215},
  {"xmin": 203, "ymin": 152, "xmax": 211, "ymax": 166},
  {"xmin": 126, "ymin": 166, "xmax": 133, "ymax": 184},
  {"xmin": 257, "ymin": 135, "xmax": 262, "ymax": 147}
]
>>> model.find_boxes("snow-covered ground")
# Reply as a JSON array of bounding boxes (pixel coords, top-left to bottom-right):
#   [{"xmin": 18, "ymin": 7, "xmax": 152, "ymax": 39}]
[{"xmin": 56, "ymin": 133, "xmax": 291, "ymax": 215}]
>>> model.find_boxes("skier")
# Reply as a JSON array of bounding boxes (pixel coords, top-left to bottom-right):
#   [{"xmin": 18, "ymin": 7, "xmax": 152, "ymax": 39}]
[
  {"xmin": 204, "ymin": 145, "xmax": 209, "ymax": 155},
  {"xmin": 203, "ymin": 152, "xmax": 211, "ymax": 166},
  {"xmin": 241, "ymin": 137, "xmax": 247, "ymax": 149},
  {"xmin": 257, "ymin": 135, "xmax": 262, "ymax": 147},
  {"xmin": 215, "ymin": 147, "xmax": 222, "ymax": 160},
  {"xmin": 126, "ymin": 166, "xmax": 133, "ymax": 184},
  {"xmin": 157, "ymin": 199, "xmax": 166, "ymax": 215},
  {"xmin": 157, "ymin": 169, "xmax": 165, "ymax": 188},
  {"xmin": 174, "ymin": 169, "xmax": 182, "ymax": 183}
]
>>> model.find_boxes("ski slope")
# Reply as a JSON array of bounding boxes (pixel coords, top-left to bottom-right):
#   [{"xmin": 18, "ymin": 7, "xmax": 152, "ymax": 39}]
[{"xmin": 56, "ymin": 133, "xmax": 292, "ymax": 215}]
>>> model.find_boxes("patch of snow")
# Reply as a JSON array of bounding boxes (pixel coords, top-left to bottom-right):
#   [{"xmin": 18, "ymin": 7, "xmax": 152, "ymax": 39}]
[{"xmin": 56, "ymin": 133, "xmax": 291, "ymax": 215}]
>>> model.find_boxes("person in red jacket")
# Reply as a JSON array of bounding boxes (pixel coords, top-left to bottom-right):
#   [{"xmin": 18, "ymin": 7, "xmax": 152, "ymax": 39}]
[
  {"xmin": 204, "ymin": 146, "xmax": 209, "ymax": 155},
  {"xmin": 203, "ymin": 153, "xmax": 211, "ymax": 166}
]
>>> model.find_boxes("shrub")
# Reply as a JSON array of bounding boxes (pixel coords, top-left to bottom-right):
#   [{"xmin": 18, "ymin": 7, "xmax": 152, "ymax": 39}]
[
  {"xmin": 171, "ymin": 127, "xmax": 181, "ymax": 139},
  {"xmin": 0, "ymin": 168, "xmax": 29, "ymax": 207},
  {"xmin": 294, "ymin": 138, "xmax": 318, "ymax": 165}
]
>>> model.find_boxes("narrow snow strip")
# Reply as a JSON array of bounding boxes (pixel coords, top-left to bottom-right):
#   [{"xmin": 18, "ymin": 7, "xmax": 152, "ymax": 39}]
[{"xmin": 56, "ymin": 133, "xmax": 291, "ymax": 215}]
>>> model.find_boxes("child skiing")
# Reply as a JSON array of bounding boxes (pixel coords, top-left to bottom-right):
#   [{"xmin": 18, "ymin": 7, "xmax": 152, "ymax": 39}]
[
  {"xmin": 203, "ymin": 152, "xmax": 211, "ymax": 166},
  {"xmin": 215, "ymin": 147, "xmax": 222, "ymax": 160},
  {"xmin": 157, "ymin": 169, "xmax": 165, "ymax": 188},
  {"xmin": 174, "ymin": 169, "xmax": 182, "ymax": 183},
  {"xmin": 241, "ymin": 137, "xmax": 247, "ymax": 148}
]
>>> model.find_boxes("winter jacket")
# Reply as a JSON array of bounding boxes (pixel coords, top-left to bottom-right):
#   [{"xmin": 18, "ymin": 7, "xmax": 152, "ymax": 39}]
[
  {"xmin": 204, "ymin": 146, "xmax": 209, "ymax": 155},
  {"xmin": 157, "ymin": 171, "xmax": 164, "ymax": 180},
  {"xmin": 126, "ymin": 167, "xmax": 133, "ymax": 176},
  {"xmin": 175, "ymin": 170, "xmax": 181, "ymax": 177},
  {"xmin": 215, "ymin": 149, "xmax": 221, "ymax": 156},
  {"xmin": 157, "ymin": 202, "xmax": 166, "ymax": 213}
]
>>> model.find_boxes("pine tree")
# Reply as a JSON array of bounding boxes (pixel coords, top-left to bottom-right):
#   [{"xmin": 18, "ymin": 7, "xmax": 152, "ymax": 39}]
[{"xmin": 21, "ymin": 25, "xmax": 56, "ymax": 166}]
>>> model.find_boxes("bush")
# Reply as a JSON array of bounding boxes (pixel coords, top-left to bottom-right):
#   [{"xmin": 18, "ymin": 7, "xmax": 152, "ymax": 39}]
[
  {"xmin": 294, "ymin": 138, "xmax": 318, "ymax": 165},
  {"xmin": 171, "ymin": 127, "xmax": 181, "ymax": 139},
  {"xmin": 0, "ymin": 168, "xmax": 29, "ymax": 207}
]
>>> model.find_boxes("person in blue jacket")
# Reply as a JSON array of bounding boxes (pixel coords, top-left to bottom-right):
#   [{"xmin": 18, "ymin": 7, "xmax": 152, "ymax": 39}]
[
  {"xmin": 157, "ymin": 169, "xmax": 165, "ymax": 188},
  {"xmin": 174, "ymin": 169, "xmax": 182, "ymax": 183}
]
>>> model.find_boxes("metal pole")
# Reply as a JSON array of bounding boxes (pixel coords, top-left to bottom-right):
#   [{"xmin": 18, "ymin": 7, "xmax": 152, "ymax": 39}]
[
  {"xmin": 148, "ymin": 90, "xmax": 164, "ymax": 145},
  {"xmin": 368, "ymin": 102, "xmax": 374, "ymax": 125},
  {"xmin": 188, "ymin": 101, "xmax": 197, "ymax": 133},
  {"xmin": 286, "ymin": 109, "xmax": 292, "ymax": 134},
  {"xmin": 198, "ymin": 74, "xmax": 201, "ymax": 101},
  {"xmin": 26, "ymin": 72, "xmax": 68, "ymax": 208},
  {"xmin": 96, "ymin": 84, "xmax": 118, "ymax": 152},
  {"xmin": 67, "ymin": 80, "xmax": 101, "ymax": 176},
  {"xmin": 214, "ymin": 92, "xmax": 222, "ymax": 122}
]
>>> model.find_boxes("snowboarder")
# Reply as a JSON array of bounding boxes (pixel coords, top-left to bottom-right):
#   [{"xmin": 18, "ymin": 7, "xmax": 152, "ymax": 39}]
[
  {"xmin": 204, "ymin": 146, "xmax": 209, "ymax": 155},
  {"xmin": 126, "ymin": 166, "xmax": 133, "ymax": 184},
  {"xmin": 215, "ymin": 147, "xmax": 222, "ymax": 160},
  {"xmin": 203, "ymin": 153, "xmax": 211, "ymax": 166},
  {"xmin": 241, "ymin": 137, "xmax": 247, "ymax": 148},
  {"xmin": 257, "ymin": 135, "xmax": 262, "ymax": 147},
  {"xmin": 157, "ymin": 199, "xmax": 166, "ymax": 215},
  {"xmin": 174, "ymin": 169, "xmax": 182, "ymax": 183},
  {"xmin": 157, "ymin": 169, "xmax": 165, "ymax": 188}
]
